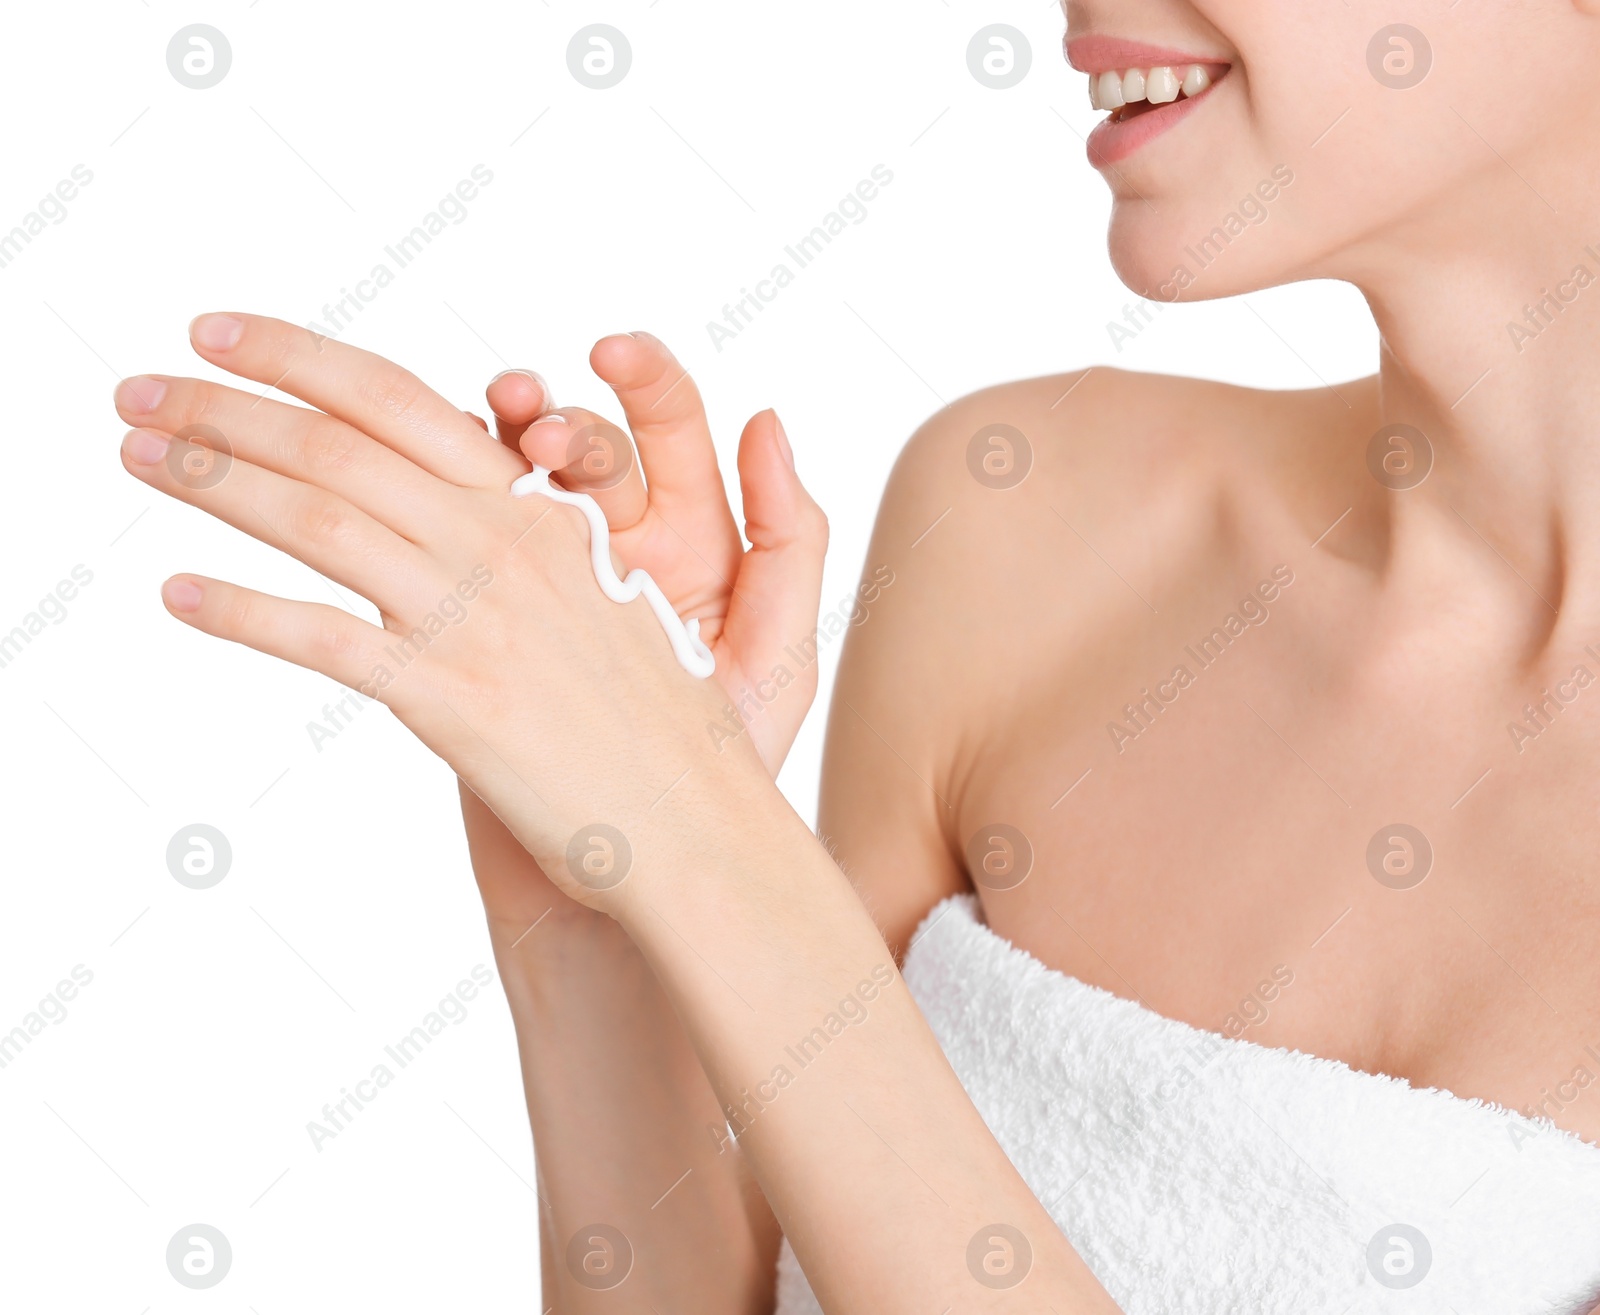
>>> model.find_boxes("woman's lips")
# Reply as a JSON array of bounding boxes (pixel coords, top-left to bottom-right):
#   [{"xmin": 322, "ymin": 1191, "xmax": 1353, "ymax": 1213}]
[
  {"xmin": 1066, "ymin": 36, "xmax": 1233, "ymax": 168},
  {"xmin": 1065, "ymin": 36, "xmax": 1227, "ymax": 74},
  {"xmin": 1085, "ymin": 74, "xmax": 1225, "ymax": 167}
]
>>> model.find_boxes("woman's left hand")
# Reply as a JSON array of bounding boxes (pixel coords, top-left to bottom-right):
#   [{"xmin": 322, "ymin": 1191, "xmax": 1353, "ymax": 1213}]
[
  {"xmin": 114, "ymin": 312, "xmax": 768, "ymax": 914},
  {"xmin": 477, "ymin": 335, "xmax": 829, "ymax": 777}
]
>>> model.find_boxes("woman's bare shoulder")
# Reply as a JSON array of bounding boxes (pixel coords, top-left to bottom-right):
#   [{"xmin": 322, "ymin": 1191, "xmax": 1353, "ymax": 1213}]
[
  {"xmin": 886, "ymin": 365, "xmax": 1370, "ymax": 512},
  {"xmin": 818, "ymin": 366, "xmax": 1375, "ymax": 950},
  {"xmin": 874, "ymin": 365, "xmax": 1368, "ymax": 606}
]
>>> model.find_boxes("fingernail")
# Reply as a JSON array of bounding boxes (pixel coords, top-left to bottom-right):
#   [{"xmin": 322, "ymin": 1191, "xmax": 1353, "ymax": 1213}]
[
  {"xmin": 163, "ymin": 577, "xmax": 204, "ymax": 613},
  {"xmin": 123, "ymin": 428, "xmax": 170, "ymax": 465},
  {"xmin": 190, "ymin": 313, "xmax": 244, "ymax": 351},
  {"xmin": 530, "ymin": 412, "xmax": 568, "ymax": 426},
  {"xmin": 494, "ymin": 368, "xmax": 550, "ymax": 408},
  {"xmin": 115, "ymin": 376, "xmax": 167, "ymax": 415},
  {"xmin": 772, "ymin": 410, "xmax": 794, "ymax": 470}
]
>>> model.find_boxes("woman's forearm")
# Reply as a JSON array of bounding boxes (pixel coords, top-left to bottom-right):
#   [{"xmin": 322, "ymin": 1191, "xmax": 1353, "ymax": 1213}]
[
  {"xmin": 490, "ymin": 912, "xmax": 780, "ymax": 1312},
  {"xmin": 620, "ymin": 780, "xmax": 1121, "ymax": 1315},
  {"xmin": 461, "ymin": 776, "xmax": 780, "ymax": 1310}
]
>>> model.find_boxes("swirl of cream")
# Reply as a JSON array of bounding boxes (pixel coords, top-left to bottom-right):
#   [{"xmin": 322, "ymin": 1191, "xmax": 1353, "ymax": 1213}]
[{"xmin": 509, "ymin": 466, "xmax": 716, "ymax": 679}]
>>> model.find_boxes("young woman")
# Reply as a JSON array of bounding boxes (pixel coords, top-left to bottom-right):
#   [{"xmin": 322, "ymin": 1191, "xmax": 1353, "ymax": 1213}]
[{"xmin": 114, "ymin": 0, "xmax": 1600, "ymax": 1309}]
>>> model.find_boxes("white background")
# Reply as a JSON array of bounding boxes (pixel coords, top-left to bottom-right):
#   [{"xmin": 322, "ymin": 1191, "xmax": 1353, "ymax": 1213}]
[{"xmin": 0, "ymin": 1, "xmax": 1375, "ymax": 1308}]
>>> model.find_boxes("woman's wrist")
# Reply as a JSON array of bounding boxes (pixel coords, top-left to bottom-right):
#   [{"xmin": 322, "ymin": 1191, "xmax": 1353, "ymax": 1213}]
[
  {"xmin": 497, "ymin": 692, "xmax": 779, "ymax": 924},
  {"xmin": 615, "ymin": 773, "xmax": 884, "ymax": 1055},
  {"xmin": 605, "ymin": 753, "xmax": 799, "ymax": 936}
]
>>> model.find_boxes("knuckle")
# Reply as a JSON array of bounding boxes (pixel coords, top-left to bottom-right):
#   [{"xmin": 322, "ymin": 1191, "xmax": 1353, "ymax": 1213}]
[
  {"xmin": 262, "ymin": 326, "xmax": 301, "ymax": 378},
  {"xmin": 311, "ymin": 617, "xmax": 363, "ymax": 667},
  {"xmin": 188, "ymin": 382, "xmax": 224, "ymax": 427},
  {"xmin": 293, "ymin": 493, "xmax": 352, "ymax": 547},
  {"xmin": 215, "ymin": 588, "xmax": 255, "ymax": 639},
  {"xmin": 800, "ymin": 499, "xmax": 830, "ymax": 546},
  {"xmin": 357, "ymin": 367, "xmax": 427, "ymax": 422},
  {"xmin": 301, "ymin": 421, "xmax": 361, "ymax": 477}
]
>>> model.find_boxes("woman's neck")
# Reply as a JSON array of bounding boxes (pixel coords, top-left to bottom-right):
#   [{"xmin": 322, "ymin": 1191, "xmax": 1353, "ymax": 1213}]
[{"xmin": 1353, "ymin": 172, "xmax": 1600, "ymax": 641}]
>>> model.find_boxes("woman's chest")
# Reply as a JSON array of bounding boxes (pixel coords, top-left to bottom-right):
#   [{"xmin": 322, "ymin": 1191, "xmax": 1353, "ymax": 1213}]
[{"xmin": 953, "ymin": 628, "xmax": 1600, "ymax": 1145}]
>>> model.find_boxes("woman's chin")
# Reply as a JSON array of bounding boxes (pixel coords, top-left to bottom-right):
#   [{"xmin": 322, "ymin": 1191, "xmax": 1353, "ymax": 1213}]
[
  {"xmin": 1106, "ymin": 231, "xmax": 1200, "ymax": 306},
  {"xmin": 1108, "ymin": 219, "xmax": 1284, "ymax": 306}
]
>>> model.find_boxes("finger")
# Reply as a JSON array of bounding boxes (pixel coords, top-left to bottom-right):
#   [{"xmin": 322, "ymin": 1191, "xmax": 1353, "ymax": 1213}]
[
  {"xmin": 114, "ymin": 373, "xmax": 444, "ymax": 544},
  {"xmin": 517, "ymin": 408, "xmax": 649, "ymax": 531},
  {"xmin": 120, "ymin": 426, "xmax": 449, "ymax": 618},
  {"xmin": 589, "ymin": 332, "xmax": 731, "ymax": 518},
  {"xmin": 485, "ymin": 369, "xmax": 553, "ymax": 452},
  {"xmin": 159, "ymin": 573, "xmax": 395, "ymax": 700},
  {"xmin": 186, "ymin": 312, "xmax": 525, "ymax": 488},
  {"xmin": 720, "ymin": 410, "xmax": 828, "ymax": 686},
  {"xmin": 466, "ymin": 411, "xmax": 489, "ymax": 432}
]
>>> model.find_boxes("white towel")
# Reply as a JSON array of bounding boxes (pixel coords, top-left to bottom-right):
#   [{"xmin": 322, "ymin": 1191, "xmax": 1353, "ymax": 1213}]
[{"xmin": 774, "ymin": 894, "xmax": 1600, "ymax": 1314}]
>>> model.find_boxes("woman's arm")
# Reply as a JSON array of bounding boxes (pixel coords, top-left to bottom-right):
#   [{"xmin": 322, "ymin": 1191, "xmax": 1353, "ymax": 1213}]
[
  {"xmin": 621, "ymin": 402, "xmax": 1121, "ymax": 1309},
  {"xmin": 464, "ymin": 787, "xmax": 781, "ymax": 1313},
  {"xmin": 116, "ymin": 314, "xmax": 1121, "ymax": 1313},
  {"xmin": 618, "ymin": 775, "xmax": 1119, "ymax": 1312}
]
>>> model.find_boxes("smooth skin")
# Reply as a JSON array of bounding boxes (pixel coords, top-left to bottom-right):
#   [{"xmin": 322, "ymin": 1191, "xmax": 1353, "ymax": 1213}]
[
  {"xmin": 464, "ymin": 343, "xmax": 822, "ymax": 1309},
  {"xmin": 114, "ymin": 312, "xmax": 1121, "ymax": 1313},
  {"xmin": 115, "ymin": 0, "xmax": 1600, "ymax": 1309},
  {"xmin": 457, "ymin": 0, "xmax": 1600, "ymax": 1307}
]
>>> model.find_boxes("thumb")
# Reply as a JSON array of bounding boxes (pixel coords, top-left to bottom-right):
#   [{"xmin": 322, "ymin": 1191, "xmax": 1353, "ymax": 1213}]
[{"xmin": 717, "ymin": 409, "xmax": 828, "ymax": 766}]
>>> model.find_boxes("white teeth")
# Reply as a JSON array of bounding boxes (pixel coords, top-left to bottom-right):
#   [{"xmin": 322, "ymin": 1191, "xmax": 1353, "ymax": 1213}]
[
  {"xmin": 1146, "ymin": 66, "xmax": 1180, "ymax": 104},
  {"xmin": 1095, "ymin": 70, "xmax": 1126, "ymax": 110},
  {"xmin": 1089, "ymin": 62, "xmax": 1217, "ymax": 113}
]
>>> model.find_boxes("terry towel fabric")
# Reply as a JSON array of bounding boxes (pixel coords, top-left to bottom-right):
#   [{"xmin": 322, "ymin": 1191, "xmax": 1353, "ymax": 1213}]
[{"xmin": 774, "ymin": 894, "xmax": 1600, "ymax": 1314}]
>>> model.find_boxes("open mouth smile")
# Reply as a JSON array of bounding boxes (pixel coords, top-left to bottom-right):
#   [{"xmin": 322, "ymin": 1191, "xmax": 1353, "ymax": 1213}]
[
  {"xmin": 1068, "ymin": 38, "xmax": 1233, "ymax": 167},
  {"xmin": 1090, "ymin": 63, "xmax": 1226, "ymax": 119}
]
